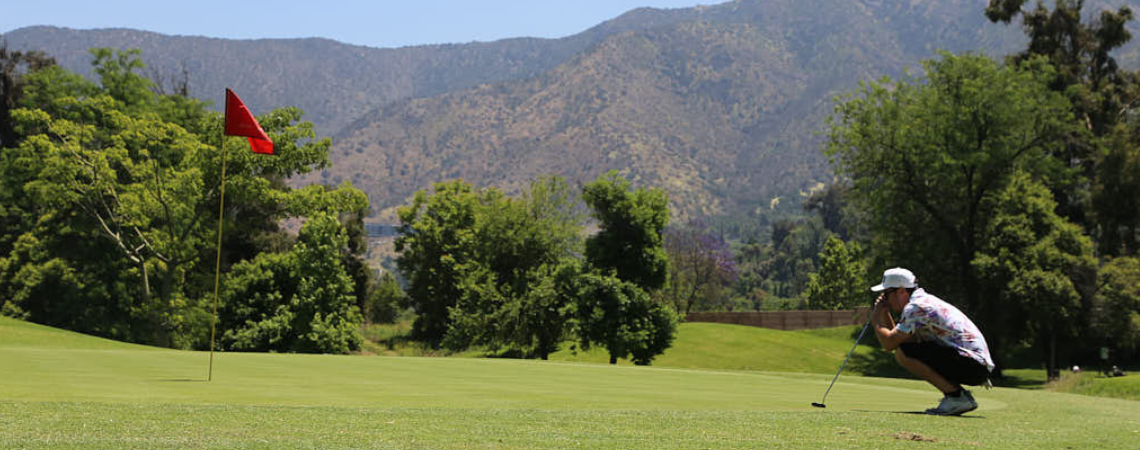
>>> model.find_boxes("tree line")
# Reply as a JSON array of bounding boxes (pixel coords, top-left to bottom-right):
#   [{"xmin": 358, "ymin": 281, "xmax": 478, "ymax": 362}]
[
  {"xmin": 395, "ymin": 173, "xmax": 676, "ymax": 364},
  {"xmin": 681, "ymin": 0, "xmax": 1140, "ymax": 378},
  {"xmin": 814, "ymin": 0, "xmax": 1140, "ymax": 378},
  {"xmin": 0, "ymin": 46, "xmax": 370, "ymax": 352},
  {"xmin": 0, "ymin": 46, "xmax": 680, "ymax": 364},
  {"xmin": 2, "ymin": 1, "xmax": 1139, "ymax": 376}
]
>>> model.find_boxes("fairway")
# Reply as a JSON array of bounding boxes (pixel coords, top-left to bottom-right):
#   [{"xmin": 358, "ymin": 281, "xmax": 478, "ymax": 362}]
[{"xmin": 2, "ymin": 317, "xmax": 1137, "ymax": 449}]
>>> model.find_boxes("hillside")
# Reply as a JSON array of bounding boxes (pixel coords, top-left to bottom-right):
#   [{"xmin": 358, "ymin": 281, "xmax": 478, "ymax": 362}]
[
  {"xmin": 7, "ymin": 1, "xmax": 1140, "ymax": 222},
  {"xmin": 320, "ymin": 0, "xmax": 1035, "ymax": 220},
  {"xmin": 0, "ymin": 4, "xmax": 716, "ymax": 137}
]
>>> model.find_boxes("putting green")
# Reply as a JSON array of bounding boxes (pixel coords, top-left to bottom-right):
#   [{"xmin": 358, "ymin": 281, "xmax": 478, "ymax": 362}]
[{"xmin": 8, "ymin": 316, "xmax": 1137, "ymax": 450}]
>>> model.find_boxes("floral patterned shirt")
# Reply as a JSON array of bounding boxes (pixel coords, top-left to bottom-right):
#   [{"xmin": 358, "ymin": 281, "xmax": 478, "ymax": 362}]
[{"xmin": 896, "ymin": 288, "xmax": 995, "ymax": 371}]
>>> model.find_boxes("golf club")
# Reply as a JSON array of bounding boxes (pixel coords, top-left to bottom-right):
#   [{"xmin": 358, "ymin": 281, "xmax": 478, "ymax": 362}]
[{"xmin": 812, "ymin": 315, "xmax": 872, "ymax": 408}]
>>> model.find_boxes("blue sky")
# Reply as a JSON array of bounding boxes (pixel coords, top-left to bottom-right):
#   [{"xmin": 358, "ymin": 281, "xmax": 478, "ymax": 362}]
[{"xmin": 2, "ymin": 0, "xmax": 719, "ymax": 49}]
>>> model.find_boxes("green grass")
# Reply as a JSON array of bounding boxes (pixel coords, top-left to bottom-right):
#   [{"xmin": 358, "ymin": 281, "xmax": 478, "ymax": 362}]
[
  {"xmin": 1048, "ymin": 371, "xmax": 1140, "ymax": 401},
  {"xmin": 550, "ymin": 322, "xmax": 886, "ymax": 375},
  {"xmin": 367, "ymin": 320, "xmax": 889, "ymax": 375},
  {"xmin": 3, "ymin": 316, "xmax": 1139, "ymax": 449}
]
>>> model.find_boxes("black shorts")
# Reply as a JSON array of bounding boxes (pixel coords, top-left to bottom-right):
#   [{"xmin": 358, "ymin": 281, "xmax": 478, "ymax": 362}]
[{"xmin": 899, "ymin": 341, "xmax": 990, "ymax": 386}]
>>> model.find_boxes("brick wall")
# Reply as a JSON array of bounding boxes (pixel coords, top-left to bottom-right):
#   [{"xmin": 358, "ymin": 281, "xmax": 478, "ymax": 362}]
[{"xmin": 685, "ymin": 307, "xmax": 871, "ymax": 331}]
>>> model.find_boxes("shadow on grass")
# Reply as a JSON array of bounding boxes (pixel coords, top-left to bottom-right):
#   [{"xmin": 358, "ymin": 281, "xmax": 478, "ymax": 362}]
[
  {"xmin": 847, "ymin": 345, "xmax": 1050, "ymax": 390},
  {"xmin": 991, "ymin": 372, "xmax": 1045, "ymax": 389},
  {"xmin": 844, "ymin": 327, "xmax": 1049, "ymax": 390},
  {"xmin": 853, "ymin": 410, "xmax": 986, "ymax": 419},
  {"xmin": 847, "ymin": 347, "xmax": 912, "ymax": 379}
]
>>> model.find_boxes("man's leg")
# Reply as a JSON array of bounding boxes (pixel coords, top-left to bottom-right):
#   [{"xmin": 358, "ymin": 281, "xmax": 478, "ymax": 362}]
[
  {"xmin": 895, "ymin": 343, "xmax": 979, "ymax": 415},
  {"xmin": 895, "ymin": 348, "xmax": 959, "ymax": 394}
]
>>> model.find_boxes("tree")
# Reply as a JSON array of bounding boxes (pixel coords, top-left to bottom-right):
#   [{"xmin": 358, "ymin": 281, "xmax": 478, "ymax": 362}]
[
  {"xmin": 220, "ymin": 213, "xmax": 363, "ymax": 353},
  {"xmin": 396, "ymin": 176, "xmax": 585, "ymax": 355},
  {"xmin": 803, "ymin": 183, "xmax": 855, "ymax": 240},
  {"xmin": 986, "ymin": 0, "xmax": 1140, "ymax": 254},
  {"xmin": 447, "ymin": 176, "xmax": 584, "ymax": 359},
  {"xmin": 573, "ymin": 271, "xmax": 678, "ymax": 365},
  {"xmin": 581, "ymin": 171, "xmax": 670, "ymax": 292},
  {"xmin": 365, "ymin": 271, "xmax": 405, "ymax": 324},
  {"xmin": 803, "ymin": 236, "xmax": 867, "ymax": 310},
  {"xmin": 339, "ymin": 207, "xmax": 373, "ymax": 318},
  {"xmin": 1, "ymin": 48, "xmax": 366, "ymax": 348},
  {"xmin": 2, "ymin": 52, "xmax": 211, "ymax": 346},
  {"xmin": 395, "ymin": 180, "xmax": 480, "ymax": 347},
  {"xmin": 767, "ymin": 218, "xmax": 828, "ymax": 302},
  {"xmin": 576, "ymin": 171, "xmax": 677, "ymax": 364},
  {"xmin": 0, "ymin": 39, "xmax": 55, "ymax": 148},
  {"xmin": 729, "ymin": 237, "xmax": 770, "ymax": 311},
  {"xmin": 661, "ymin": 219, "xmax": 737, "ymax": 314},
  {"xmin": 1093, "ymin": 123, "xmax": 1140, "ymax": 256},
  {"xmin": 447, "ymin": 259, "xmax": 581, "ymax": 360},
  {"xmin": 1090, "ymin": 257, "xmax": 1140, "ymax": 359},
  {"xmin": 973, "ymin": 172, "xmax": 1096, "ymax": 379},
  {"xmin": 289, "ymin": 212, "xmax": 365, "ymax": 353},
  {"xmin": 826, "ymin": 52, "xmax": 1077, "ymax": 365},
  {"xmin": 522, "ymin": 259, "xmax": 583, "ymax": 360}
]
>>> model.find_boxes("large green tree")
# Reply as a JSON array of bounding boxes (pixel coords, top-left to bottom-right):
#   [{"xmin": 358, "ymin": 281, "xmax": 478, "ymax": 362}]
[
  {"xmin": 1090, "ymin": 256, "xmax": 1140, "ymax": 359},
  {"xmin": 395, "ymin": 180, "xmax": 481, "ymax": 346},
  {"xmin": 572, "ymin": 270, "xmax": 678, "ymax": 365},
  {"xmin": 396, "ymin": 176, "xmax": 585, "ymax": 355},
  {"xmin": 395, "ymin": 173, "xmax": 678, "ymax": 363},
  {"xmin": 220, "ymin": 212, "xmax": 363, "ymax": 353},
  {"xmin": 973, "ymin": 172, "xmax": 1097, "ymax": 378},
  {"xmin": 444, "ymin": 176, "xmax": 585, "ymax": 359},
  {"xmin": 581, "ymin": 171, "xmax": 670, "ymax": 292},
  {"xmin": 826, "ymin": 52, "xmax": 1078, "ymax": 367},
  {"xmin": 0, "ymin": 48, "xmax": 366, "ymax": 349},
  {"xmin": 576, "ymin": 172, "xmax": 677, "ymax": 364},
  {"xmin": 986, "ymin": 0, "xmax": 1140, "ymax": 255}
]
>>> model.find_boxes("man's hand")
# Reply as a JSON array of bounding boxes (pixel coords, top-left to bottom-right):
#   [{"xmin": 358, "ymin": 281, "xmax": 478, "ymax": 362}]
[{"xmin": 872, "ymin": 292, "xmax": 894, "ymax": 336}]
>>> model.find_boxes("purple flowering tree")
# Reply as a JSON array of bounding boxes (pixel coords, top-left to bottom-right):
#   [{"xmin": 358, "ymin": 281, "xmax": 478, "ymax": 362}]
[{"xmin": 661, "ymin": 219, "xmax": 737, "ymax": 314}]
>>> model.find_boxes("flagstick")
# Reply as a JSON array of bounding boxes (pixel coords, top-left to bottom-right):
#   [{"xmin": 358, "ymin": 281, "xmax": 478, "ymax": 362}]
[{"xmin": 208, "ymin": 135, "xmax": 229, "ymax": 382}]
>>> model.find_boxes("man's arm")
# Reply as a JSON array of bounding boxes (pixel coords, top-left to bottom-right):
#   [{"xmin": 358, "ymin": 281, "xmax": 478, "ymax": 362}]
[{"xmin": 872, "ymin": 297, "xmax": 911, "ymax": 351}]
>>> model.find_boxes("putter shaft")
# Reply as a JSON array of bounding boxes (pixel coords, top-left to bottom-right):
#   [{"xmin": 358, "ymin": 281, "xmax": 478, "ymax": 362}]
[{"xmin": 816, "ymin": 319, "xmax": 871, "ymax": 406}]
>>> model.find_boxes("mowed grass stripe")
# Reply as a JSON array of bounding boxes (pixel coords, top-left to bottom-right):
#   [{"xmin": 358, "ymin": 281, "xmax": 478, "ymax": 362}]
[
  {"xmin": 0, "ymin": 315, "xmax": 944, "ymax": 411},
  {"xmin": 1, "ymin": 392, "xmax": 1134, "ymax": 450},
  {"xmin": 0, "ymin": 345, "xmax": 933, "ymax": 411}
]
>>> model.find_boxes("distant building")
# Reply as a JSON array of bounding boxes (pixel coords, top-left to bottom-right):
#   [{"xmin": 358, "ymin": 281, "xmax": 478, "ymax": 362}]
[{"xmin": 364, "ymin": 223, "xmax": 398, "ymax": 238}]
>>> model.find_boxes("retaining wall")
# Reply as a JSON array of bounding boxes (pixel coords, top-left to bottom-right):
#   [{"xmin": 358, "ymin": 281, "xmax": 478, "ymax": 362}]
[{"xmin": 685, "ymin": 307, "xmax": 871, "ymax": 331}]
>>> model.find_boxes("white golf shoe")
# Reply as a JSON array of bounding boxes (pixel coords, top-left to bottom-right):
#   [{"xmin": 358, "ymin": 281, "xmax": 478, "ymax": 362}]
[{"xmin": 924, "ymin": 390, "xmax": 977, "ymax": 416}]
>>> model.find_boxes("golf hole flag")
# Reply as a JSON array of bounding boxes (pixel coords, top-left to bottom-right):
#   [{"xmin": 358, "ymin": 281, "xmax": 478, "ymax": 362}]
[{"xmin": 224, "ymin": 88, "xmax": 274, "ymax": 155}]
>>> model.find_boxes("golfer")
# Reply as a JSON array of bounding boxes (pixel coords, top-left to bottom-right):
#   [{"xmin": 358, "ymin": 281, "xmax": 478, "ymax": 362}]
[{"xmin": 870, "ymin": 267, "xmax": 994, "ymax": 415}]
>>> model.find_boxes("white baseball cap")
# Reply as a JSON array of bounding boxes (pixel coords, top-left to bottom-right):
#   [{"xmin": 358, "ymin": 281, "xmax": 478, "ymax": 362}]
[{"xmin": 870, "ymin": 267, "xmax": 917, "ymax": 292}]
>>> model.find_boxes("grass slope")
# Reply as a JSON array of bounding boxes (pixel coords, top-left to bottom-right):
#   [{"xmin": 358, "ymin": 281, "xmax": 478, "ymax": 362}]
[
  {"xmin": 550, "ymin": 322, "xmax": 882, "ymax": 375},
  {"xmin": 2, "ymin": 316, "xmax": 1138, "ymax": 449}
]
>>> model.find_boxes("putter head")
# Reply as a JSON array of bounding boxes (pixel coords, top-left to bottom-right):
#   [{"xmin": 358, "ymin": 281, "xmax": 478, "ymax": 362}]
[{"xmin": 811, "ymin": 402, "xmax": 826, "ymax": 408}]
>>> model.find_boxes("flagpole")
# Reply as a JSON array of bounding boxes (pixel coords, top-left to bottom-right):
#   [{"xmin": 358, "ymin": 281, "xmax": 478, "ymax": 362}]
[
  {"xmin": 209, "ymin": 88, "xmax": 271, "ymax": 381},
  {"xmin": 208, "ymin": 124, "xmax": 229, "ymax": 382}
]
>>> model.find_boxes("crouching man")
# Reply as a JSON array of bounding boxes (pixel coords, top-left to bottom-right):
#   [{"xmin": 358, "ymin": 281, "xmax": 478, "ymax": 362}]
[{"xmin": 871, "ymin": 268, "xmax": 994, "ymax": 416}]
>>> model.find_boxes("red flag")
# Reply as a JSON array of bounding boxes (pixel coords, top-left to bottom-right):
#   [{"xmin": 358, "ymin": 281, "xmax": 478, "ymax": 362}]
[{"xmin": 224, "ymin": 88, "xmax": 274, "ymax": 155}]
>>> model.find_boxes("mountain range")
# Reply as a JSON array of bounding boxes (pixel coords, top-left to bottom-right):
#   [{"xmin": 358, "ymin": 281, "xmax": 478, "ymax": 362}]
[{"xmin": 6, "ymin": 0, "xmax": 1140, "ymax": 226}]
